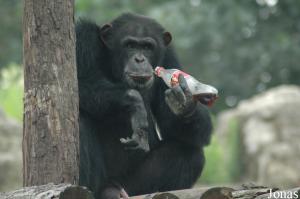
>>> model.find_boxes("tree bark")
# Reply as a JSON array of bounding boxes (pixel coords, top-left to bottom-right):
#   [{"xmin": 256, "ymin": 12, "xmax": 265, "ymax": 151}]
[
  {"xmin": 0, "ymin": 183, "xmax": 94, "ymax": 199},
  {"xmin": 129, "ymin": 186, "xmax": 300, "ymax": 199},
  {"xmin": 23, "ymin": 0, "xmax": 79, "ymax": 186}
]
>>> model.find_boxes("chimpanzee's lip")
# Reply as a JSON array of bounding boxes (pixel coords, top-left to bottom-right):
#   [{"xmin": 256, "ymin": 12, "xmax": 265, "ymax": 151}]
[
  {"xmin": 128, "ymin": 74, "xmax": 153, "ymax": 84},
  {"xmin": 124, "ymin": 73, "xmax": 154, "ymax": 90}
]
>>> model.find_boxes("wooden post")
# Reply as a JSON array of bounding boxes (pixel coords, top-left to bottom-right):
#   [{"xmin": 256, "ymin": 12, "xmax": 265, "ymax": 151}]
[{"xmin": 22, "ymin": 0, "xmax": 79, "ymax": 186}]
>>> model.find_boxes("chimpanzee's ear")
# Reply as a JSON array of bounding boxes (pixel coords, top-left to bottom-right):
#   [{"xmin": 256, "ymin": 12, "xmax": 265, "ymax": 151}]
[
  {"xmin": 163, "ymin": 31, "xmax": 172, "ymax": 46},
  {"xmin": 99, "ymin": 23, "xmax": 112, "ymax": 47}
]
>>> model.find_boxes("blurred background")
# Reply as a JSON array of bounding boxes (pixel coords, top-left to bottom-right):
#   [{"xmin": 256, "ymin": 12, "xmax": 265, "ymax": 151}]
[{"xmin": 0, "ymin": 0, "xmax": 300, "ymax": 192}]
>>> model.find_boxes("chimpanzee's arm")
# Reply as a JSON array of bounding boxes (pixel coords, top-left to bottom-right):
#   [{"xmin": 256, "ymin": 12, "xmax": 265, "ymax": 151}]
[
  {"xmin": 155, "ymin": 100, "xmax": 212, "ymax": 148},
  {"xmin": 152, "ymin": 48, "xmax": 212, "ymax": 148},
  {"xmin": 79, "ymin": 75, "xmax": 150, "ymax": 151},
  {"xmin": 170, "ymin": 104, "xmax": 212, "ymax": 147},
  {"xmin": 153, "ymin": 77, "xmax": 212, "ymax": 148},
  {"xmin": 79, "ymin": 75, "xmax": 132, "ymax": 119},
  {"xmin": 76, "ymin": 20, "xmax": 128, "ymax": 119}
]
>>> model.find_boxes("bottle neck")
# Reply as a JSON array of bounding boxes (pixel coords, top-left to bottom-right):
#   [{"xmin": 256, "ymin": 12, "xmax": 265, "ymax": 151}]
[{"xmin": 154, "ymin": 66, "xmax": 165, "ymax": 77}]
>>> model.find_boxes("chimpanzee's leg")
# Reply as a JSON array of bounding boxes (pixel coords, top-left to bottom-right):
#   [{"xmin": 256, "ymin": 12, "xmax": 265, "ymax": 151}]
[
  {"xmin": 79, "ymin": 114, "xmax": 107, "ymax": 196},
  {"xmin": 123, "ymin": 141, "xmax": 205, "ymax": 196}
]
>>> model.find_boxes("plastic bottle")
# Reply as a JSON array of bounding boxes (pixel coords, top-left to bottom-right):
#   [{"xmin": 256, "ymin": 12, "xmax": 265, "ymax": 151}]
[{"xmin": 155, "ymin": 66, "xmax": 218, "ymax": 106}]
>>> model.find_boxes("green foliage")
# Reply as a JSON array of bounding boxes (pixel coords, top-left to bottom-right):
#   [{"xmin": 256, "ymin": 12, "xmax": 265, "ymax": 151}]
[
  {"xmin": 0, "ymin": 64, "xmax": 23, "ymax": 121},
  {"xmin": 200, "ymin": 135, "xmax": 232, "ymax": 183},
  {"xmin": 226, "ymin": 119, "xmax": 241, "ymax": 180},
  {"xmin": 200, "ymin": 118, "xmax": 241, "ymax": 184},
  {"xmin": 2, "ymin": 0, "xmax": 300, "ymax": 112},
  {"xmin": 0, "ymin": 0, "xmax": 22, "ymax": 69}
]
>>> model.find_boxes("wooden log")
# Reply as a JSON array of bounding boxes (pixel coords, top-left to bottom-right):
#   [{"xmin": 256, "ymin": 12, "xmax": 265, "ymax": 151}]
[
  {"xmin": 255, "ymin": 188, "xmax": 300, "ymax": 199},
  {"xmin": 128, "ymin": 187, "xmax": 236, "ymax": 199},
  {"xmin": 231, "ymin": 188, "xmax": 276, "ymax": 198},
  {"xmin": 129, "ymin": 186, "xmax": 300, "ymax": 199},
  {"xmin": 0, "ymin": 183, "xmax": 94, "ymax": 199},
  {"xmin": 1, "ymin": 184, "xmax": 299, "ymax": 199},
  {"xmin": 129, "ymin": 187, "xmax": 209, "ymax": 199}
]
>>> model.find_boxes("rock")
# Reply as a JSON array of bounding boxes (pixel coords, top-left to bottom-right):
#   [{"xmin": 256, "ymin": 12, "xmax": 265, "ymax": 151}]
[
  {"xmin": 216, "ymin": 85, "xmax": 300, "ymax": 188},
  {"xmin": 0, "ymin": 108, "xmax": 22, "ymax": 192}
]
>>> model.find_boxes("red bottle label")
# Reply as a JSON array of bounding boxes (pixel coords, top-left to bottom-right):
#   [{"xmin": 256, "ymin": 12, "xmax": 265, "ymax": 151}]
[{"xmin": 171, "ymin": 70, "xmax": 189, "ymax": 87}]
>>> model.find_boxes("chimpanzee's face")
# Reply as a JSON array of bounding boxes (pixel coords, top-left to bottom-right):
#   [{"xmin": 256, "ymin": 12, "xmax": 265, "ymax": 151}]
[
  {"xmin": 120, "ymin": 35, "xmax": 157, "ymax": 90},
  {"xmin": 100, "ymin": 18, "xmax": 172, "ymax": 90}
]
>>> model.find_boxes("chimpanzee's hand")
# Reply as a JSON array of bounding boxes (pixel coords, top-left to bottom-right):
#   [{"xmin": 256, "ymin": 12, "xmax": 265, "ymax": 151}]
[
  {"xmin": 120, "ymin": 128, "xmax": 149, "ymax": 152},
  {"xmin": 120, "ymin": 90, "xmax": 150, "ymax": 152},
  {"xmin": 165, "ymin": 74, "xmax": 197, "ymax": 117}
]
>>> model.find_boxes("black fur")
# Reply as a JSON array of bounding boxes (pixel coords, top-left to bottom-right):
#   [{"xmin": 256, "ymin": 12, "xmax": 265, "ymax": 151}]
[{"xmin": 76, "ymin": 13, "xmax": 212, "ymax": 199}]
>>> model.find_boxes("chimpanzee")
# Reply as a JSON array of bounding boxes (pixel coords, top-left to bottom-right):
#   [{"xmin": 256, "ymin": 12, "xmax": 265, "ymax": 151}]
[{"xmin": 76, "ymin": 13, "xmax": 212, "ymax": 199}]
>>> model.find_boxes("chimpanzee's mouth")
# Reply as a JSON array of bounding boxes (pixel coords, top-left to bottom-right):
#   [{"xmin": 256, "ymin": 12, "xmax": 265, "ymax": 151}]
[
  {"xmin": 130, "ymin": 75, "xmax": 152, "ymax": 84},
  {"xmin": 125, "ymin": 73, "xmax": 154, "ymax": 89}
]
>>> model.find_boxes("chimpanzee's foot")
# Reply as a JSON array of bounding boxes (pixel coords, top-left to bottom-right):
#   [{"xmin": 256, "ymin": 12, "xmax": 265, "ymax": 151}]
[{"xmin": 100, "ymin": 187, "xmax": 129, "ymax": 199}]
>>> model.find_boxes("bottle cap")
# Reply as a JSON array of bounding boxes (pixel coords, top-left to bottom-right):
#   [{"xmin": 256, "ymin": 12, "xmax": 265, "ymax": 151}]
[{"xmin": 154, "ymin": 66, "xmax": 164, "ymax": 77}]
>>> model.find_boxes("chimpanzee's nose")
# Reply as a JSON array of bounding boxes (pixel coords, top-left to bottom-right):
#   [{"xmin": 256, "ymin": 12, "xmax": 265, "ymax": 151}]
[{"xmin": 134, "ymin": 55, "xmax": 145, "ymax": 63}]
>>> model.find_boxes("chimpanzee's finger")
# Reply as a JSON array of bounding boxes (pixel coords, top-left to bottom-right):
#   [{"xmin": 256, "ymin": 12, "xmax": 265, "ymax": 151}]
[
  {"xmin": 171, "ymin": 85, "xmax": 186, "ymax": 104},
  {"xmin": 165, "ymin": 89, "xmax": 182, "ymax": 109},
  {"xmin": 178, "ymin": 74, "xmax": 193, "ymax": 98},
  {"xmin": 165, "ymin": 90, "xmax": 177, "ymax": 105},
  {"xmin": 120, "ymin": 137, "xmax": 138, "ymax": 147}
]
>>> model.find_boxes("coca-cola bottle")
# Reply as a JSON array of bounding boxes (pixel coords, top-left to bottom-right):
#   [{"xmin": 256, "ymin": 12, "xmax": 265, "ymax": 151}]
[{"xmin": 155, "ymin": 66, "xmax": 218, "ymax": 106}]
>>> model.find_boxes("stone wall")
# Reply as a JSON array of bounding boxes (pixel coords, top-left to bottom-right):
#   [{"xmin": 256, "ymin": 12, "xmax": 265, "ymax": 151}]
[{"xmin": 216, "ymin": 85, "xmax": 300, "ymax": 188}]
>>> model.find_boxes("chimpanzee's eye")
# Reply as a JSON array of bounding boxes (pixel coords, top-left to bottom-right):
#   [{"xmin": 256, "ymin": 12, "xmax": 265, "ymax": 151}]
[
  {"xmin": 125, "ymin": 41, "xmax": 137, "ymax": 49},
  {"xmin": 125, "ymin": 42, "xmax": 136, "ymax": 49},
  {"xmin": 143, "ymin": 43, "xmax": 153, "ymax": 51}
]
